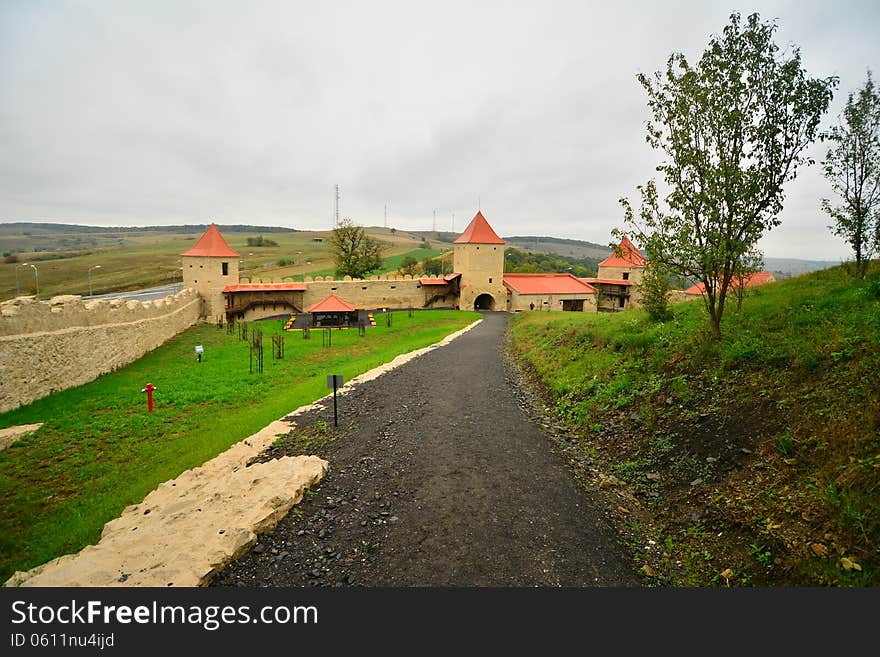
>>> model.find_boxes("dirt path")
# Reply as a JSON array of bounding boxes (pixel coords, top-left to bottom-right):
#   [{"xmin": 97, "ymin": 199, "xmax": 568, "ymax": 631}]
[{"xmin": 212, "ymin": 313, "xmax": 638, "ymax": 587}]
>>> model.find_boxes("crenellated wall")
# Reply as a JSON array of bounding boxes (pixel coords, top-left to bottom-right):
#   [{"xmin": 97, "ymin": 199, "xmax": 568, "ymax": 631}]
[
  {"xmin": 0, "ymin": 290, "xmax": 201, "ymax": 413},
  {"xmin": 230, "ymin": 275, "xmax": 457, "ymax": 322}
]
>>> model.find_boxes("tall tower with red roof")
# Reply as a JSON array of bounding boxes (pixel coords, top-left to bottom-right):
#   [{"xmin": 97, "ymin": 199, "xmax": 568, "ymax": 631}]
[
  {"xmin": 181, "ymin": 223, "xmax": 240, "ymax": 319},
  {"xmin": 452, "ymin": 211, "xmax": 507, "ymax": 311},
  {"xmin": 597, "ymin": 235, "xmax": 646, "ymax": 283}
]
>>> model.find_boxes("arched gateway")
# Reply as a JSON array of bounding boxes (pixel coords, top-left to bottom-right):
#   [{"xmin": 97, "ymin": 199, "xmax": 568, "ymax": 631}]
[{"xmin": 474, "ymin": 293, "xmax": 495, "ymax": 311}]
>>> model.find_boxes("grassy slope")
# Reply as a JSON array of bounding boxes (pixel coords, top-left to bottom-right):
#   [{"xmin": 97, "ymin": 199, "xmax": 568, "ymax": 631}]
[
  {"xmin": 0, "ymin": 227, "xmax": 436, "ymax": 300},
  {"xmin": 509, "ymin": 264, "xmax": 879, "ymax": 586},
  {"xmin": 0, "ymin": 310, "xmax": 479, "ymax": 581}
]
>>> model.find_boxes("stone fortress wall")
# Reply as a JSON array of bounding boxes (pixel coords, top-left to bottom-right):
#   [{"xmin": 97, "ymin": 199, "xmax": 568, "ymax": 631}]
[
  {"xmin": 229, "ymin": 273, "xmax": 457, "ymax": 323},
  {"xmin": 0, "ymin": 289, "xmax": 201, "ymax": 413}
]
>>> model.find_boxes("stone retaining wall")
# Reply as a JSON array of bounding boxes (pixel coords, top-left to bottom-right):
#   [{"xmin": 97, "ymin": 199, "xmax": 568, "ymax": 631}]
[{"xmin": 0, "ymin": 290, "xmax": 201, "ymax": 413}]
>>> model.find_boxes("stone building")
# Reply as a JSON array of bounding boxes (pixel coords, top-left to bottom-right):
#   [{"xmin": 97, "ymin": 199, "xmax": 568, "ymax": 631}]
[{"xmin": 582, "ymin": 236, "xmax": 647, "ymax": 311}]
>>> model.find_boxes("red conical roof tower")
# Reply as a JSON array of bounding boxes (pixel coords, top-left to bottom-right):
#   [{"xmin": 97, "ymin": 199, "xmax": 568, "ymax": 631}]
[
  {"xmin": 453, "ymin": 211, "xmax": 505, "ymax": 244},
  {"xmin": 598, "ymin": 235, "xmax": 646, "ymax": 268},
  {"xmin": 181, "ymin": 223, "xmax": 240, "ymax": 258}
]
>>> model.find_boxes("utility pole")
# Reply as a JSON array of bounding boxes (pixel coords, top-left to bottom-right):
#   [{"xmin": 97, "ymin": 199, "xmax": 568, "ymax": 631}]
[
  {"xmin": 384, "ymin": 203, "xmax": 387, "ymax": 228},
  {"xmin": 88, "ymin": 265, "xmax": 102, "ymax": 298},
  {"xmin": 334, "ymin": 184, "xmax": 341, "ymax": 227},
  {"xmin": 432, "ymin": 209, "xmax": 436, "ymax": 232}
]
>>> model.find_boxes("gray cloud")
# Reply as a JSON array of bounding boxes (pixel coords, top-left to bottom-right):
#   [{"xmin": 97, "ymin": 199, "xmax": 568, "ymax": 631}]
[{"xmin": 1, "ymin": 0, "xmax": 878, "ymax": 259}]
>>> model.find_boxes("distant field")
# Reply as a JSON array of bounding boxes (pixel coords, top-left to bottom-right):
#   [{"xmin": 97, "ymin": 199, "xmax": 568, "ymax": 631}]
[
  {"xmin": 302, "ymin": 247, "xmax": 445, "ymax": 280},
  {"xmin": 0, "ymin": 309, "xmax": 480, "ymax": 581},
  {"xmin": 0, "ymin": 224, "xmax": 441, "ymax": 300}
]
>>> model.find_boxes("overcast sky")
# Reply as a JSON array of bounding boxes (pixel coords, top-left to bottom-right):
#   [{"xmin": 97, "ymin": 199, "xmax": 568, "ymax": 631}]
[{"xmin": 1, "ymin": 1, "xmax": 878, "ymax": 259}]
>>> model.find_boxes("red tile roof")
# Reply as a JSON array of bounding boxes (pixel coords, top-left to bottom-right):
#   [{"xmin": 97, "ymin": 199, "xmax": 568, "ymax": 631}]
[
  {"xmin": 444, "ymin": 272, "xmax": 461, "ymax": 281},
  {"xmin": 582, "ymin": 278, "xmax": 633, "ymax": 287},
  {"xmin": 306, "ymin": 294, "xmax": 356, "ymax": 313},
  {"xmin": 684, "ymin": 271, "xmax": 776, "ymax": 295},
  {"xmin": 453, "ymin": 211, "xmax": 505, "ymax": 244},
  {"xmin": 419, "ymin": 278, "xmax": 450, "ymax": 285},
  {"xmin": 181, "ymin": 223, "xmax": 240, "ymax": 258},
  {"xmin": 223, "ymin": 283, "xmax": 307, "ymax": 293},
  {"xmin": 503, "ymin": 273, "xmax": 596, "ymax": 295},
  {"xmin": 598, "ymin": 236, "xmax": 646, "ymax": 268}
]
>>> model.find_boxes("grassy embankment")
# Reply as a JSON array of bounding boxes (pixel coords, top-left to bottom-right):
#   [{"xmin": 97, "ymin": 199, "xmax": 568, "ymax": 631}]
[
  {"xmin": 0, "ymin": 226, "xmax": 439, "ymax": 300},
  {"xmin": 509, "ymin": 264, "xmax": 879, "ymax": 586},
  {"xmin": 0, "ymin": 310, "xmax": 479, "ymax": 581}
]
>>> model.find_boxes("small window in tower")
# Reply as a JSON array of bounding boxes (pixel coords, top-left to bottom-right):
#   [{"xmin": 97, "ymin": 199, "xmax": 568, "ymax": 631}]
[
  {"xmin": 622, "ymin": 272, "xmax": 630, "ymax": 280},
  {"xmin": 200, "ymin": 265, "xmax": 203, "ymax": 269},
  {"xmin": 489, "ymin": 277, "xmax": 493, "ymax": 283},
  {"xmin": 222, "ymin": 262, "xmax": 229, "ymax": 276}
]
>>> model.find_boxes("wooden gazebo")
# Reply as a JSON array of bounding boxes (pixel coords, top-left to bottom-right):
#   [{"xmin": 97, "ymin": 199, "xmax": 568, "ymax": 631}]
[{"xmin": 307, "ymin": 294, "xmax": 359, "ymax": 327}]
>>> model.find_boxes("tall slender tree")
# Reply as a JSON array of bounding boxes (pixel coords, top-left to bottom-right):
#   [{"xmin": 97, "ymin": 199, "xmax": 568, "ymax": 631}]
[
  {"xmin": 618, "ymin": 12, "xmax": 836, "ymax": 339},
  {"xmin": 821, "ymin": 71, "xmax": 880, "ymax": 279}
]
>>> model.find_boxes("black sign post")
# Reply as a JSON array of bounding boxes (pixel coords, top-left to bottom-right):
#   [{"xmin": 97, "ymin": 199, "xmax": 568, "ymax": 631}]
[{"xmin": 326, "ymin": 374, "xmax": 344, "ymax": 427}]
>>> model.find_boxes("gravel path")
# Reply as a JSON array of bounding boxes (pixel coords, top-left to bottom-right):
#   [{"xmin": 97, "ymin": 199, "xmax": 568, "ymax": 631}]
[{"xmin": 212, "ymin": 313, "xmax": 638, "ymax": 587}]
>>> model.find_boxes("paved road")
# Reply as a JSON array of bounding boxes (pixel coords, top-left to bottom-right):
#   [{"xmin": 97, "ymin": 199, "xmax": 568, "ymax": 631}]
[
  {"xmin": 213, "ymin": 313, "xmax": 638, "ymax": 587},
  {"xmin": 86, "ymin": 283, "xmax": 182, "ymax": 303}
]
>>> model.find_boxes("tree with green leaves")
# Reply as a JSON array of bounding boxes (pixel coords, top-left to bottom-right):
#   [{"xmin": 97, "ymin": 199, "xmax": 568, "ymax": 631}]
[
  {"xmin": 329, "ymin": 219, "xmax": 385, "ymax": 279},
  {"xmin": 422, "ymin": 257, "xmax": 443, "ymax": 276},
  {"xmin": 732, "ymin": 248, "xmax": 764, "ymax": 311},
  {"xmin": 399, "ymin": 255, "xmax": 419, "ymax": 276},
  {"xmin": 618, "ymin": 12, "xmax": 836, "ymax": 340},
  {"xmin": 821, "ymin": 71, "xmax": 880, "ymax": 279},
  {"xmin": 639, "ymin": 261, "xmax": 673, "ymax": 322}
]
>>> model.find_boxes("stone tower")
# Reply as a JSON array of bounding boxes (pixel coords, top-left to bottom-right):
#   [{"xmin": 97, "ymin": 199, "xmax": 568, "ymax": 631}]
[
  {"xmin": 181, "ymin": 224, "xmax": 240, "ymax": 320},
  {"xmin": 453, "ymin": 211, "xmax": 507, "ymax": 311}
]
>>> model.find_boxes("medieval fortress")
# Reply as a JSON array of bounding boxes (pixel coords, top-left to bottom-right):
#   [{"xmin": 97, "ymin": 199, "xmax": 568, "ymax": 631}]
[{"xmin": 0, "ymin": 212, "xmax": 645, "ymax": 413}]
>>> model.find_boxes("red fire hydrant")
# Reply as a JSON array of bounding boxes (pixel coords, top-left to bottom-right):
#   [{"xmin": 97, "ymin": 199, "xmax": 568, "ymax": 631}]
[{"xmin": 141, "ymin": 383, "xmax": 157, "ymax": 412}]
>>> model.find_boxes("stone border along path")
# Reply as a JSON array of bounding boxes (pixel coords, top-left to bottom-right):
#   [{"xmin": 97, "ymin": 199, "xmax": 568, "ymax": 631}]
[
  {"xmin": 0, "ymin": 423, "xmax": 42, "ymax": 451},
  {"xmin": 213, "ymin": 313, "xmax": 639, "ymax": 587},
  {"xmin": 4, "ymin": 319, "xmax": 483, "ymax": 587}
]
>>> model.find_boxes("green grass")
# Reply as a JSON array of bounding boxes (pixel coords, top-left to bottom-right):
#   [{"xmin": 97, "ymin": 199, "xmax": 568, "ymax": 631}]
[
  {"xmin": 0, "ymin": 309, "xmax": 479, "ymax": 581},
  {"xmin": 509, "ymin": 263, "xmax": 880, "ymax": 585}
]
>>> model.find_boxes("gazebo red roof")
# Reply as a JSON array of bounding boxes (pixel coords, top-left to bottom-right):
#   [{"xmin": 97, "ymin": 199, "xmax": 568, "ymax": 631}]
[
  {"xmin": 306, "ymin": 294, "xmax": 356, "ymax": 313},
  {"xmin": 454, "ymin": 211, "xmax": 505, "ymax": 244},
  {"xmin": 181, "ymin": 223, "xmax": 240, "ymax": 258},
  {"xmin": 598, "ymin": 236, "xmax": 646, "ymax": 268}
]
